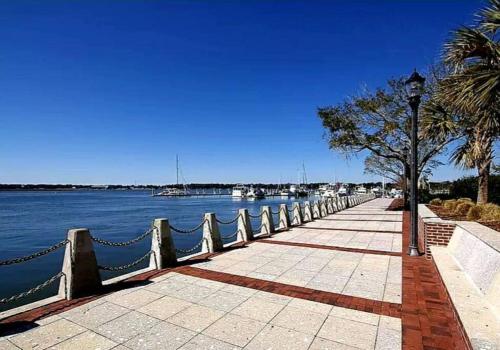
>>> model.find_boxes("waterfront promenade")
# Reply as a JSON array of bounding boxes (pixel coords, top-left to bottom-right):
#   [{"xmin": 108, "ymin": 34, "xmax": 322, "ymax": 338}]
[{"xmin": 0, "ymin": 198, "xmax": 468, "ymax": 349}]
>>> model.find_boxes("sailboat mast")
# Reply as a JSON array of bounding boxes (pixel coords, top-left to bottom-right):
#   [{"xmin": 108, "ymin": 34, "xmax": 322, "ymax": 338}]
[{"xmin": 176, "ymin": 155, "xmax": 179, "ymax": 186}]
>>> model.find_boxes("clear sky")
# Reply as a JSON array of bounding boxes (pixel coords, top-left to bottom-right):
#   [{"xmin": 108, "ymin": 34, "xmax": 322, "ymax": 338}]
[{"xmin": 0, "ymin": 0, "xmax": 484, "ymax": 185}]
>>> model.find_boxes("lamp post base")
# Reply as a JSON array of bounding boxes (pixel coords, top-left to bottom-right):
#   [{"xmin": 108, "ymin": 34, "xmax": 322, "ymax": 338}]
[{"xmin": 408, "ymin": 246, "xmax": 420, "ymax": 256}]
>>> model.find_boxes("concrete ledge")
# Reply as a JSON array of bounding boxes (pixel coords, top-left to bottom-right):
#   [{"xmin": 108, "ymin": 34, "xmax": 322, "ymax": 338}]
[{"xmin": 431, "ymin": 246, "xmax": 499, "ymax": 350}]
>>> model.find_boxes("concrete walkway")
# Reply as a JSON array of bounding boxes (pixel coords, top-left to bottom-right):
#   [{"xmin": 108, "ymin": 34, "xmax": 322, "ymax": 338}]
[{"xmin": 1, "ymin": 199, "xmax": 403, "ymax": 350}]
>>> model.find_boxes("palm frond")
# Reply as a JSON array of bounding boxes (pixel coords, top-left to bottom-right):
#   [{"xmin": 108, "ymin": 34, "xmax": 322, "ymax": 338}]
[
  {"xmin": 478, "ymin": 0, "xmax": 500, "ymax": 34},
  {"xmin": 443, "ymin": 27, "xmax": 499, "ymax": 67}
]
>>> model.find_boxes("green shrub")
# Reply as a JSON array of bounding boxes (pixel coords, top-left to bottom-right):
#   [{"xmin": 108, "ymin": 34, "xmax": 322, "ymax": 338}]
[
  {"xmin": 429, "ymin": 198, "xmax": 443, "ymax": 206},
  {"xmin": 443, "ymin": 200, "xmax": 458, "ymax": 211},
  {"xmin": 467, "ymin": 205, "xmax": 482, "ymax": 220},
  {"xmin": 455, "ymin": 202, "xmax": 473, "ymax": 216},
  {"xmin": 478, "ymin": 203, "xmax": 500, "ymax": 221}
]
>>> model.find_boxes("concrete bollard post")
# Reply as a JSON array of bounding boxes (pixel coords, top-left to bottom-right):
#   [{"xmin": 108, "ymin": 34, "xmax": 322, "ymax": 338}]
[
  {"xmin": 238, "ymin": 208, "xmax": 254, "ymax": 241},
  {"xmin": 150, "ymin": 219, "xmax": 177, "ymax": 269},
  {"xmin": 313, "ymin": 201, "xmax": 321, "ymax": 219},
  {"xmin": 326, "ymin": 198, "xmax": 333, "ymax": 214},
  {"xmin": 203, "ymin": 213, "xmax": 223, "ymax": 253},
  {"xmin": 291, "ymin": 202, "xmax": 303, "ymax": 226},
  {"xmin": 59, "ymin": 228, "xmax": 102, "ymax": 300},
  {"xmin": 320, "ymin": 200, "xmax": 328, "ymax": 217},
  {"xmin": 261, "ymin": 206, "xmax": 275, "ymax": 235},
  {"xmin": 303, "ymin": 201, "xmax": 313, "ymax": 222},
  {"xmin": 279, "ymin": 204, "xmax": 291, "ymax": 229}
]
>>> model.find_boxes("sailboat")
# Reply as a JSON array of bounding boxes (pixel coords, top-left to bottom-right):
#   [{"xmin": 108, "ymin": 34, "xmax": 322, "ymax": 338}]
[
  {"xmin": 292, "ymin": 163, "xmax": 309, "ymax": 197},
  {"xmin": 153, "ymin": 155, "xmax": 190, "ymax": 197}
]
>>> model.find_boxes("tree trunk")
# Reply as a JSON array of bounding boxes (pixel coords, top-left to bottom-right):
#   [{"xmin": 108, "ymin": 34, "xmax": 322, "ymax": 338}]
[{"xmin": 477, "ymin": 161, "xmax": 490, "ymax": 204}]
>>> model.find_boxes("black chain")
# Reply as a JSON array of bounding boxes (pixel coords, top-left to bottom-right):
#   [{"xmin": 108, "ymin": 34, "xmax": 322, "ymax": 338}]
[
  {"xmin": 0, "ymin": 272, "xmax": 64, "ymax": 303},
  {"xmin": 90, "ymin": 228, "xmax": 155, "ymax": 247},
  {"xmin": 170, "ymin": 219, "xmax": 206, "ymax": 234},
  {"xmin": 98, "ymin": 251, "xmax": 152, "ymax": 271},
  {"xmin": 0, "ymin": 239, "xmax": 68, "ymax": 266}
]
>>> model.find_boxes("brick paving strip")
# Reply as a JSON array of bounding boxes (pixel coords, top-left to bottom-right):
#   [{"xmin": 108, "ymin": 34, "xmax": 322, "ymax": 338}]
[
  {"xmin": 175, "ymin": 265, "xmax": 402, "ymax": 318},
  {"xmin": 401, "ymin": 211, "xmax": 471, "ymax": 350},
  {"xmin": 255, "ymin": 239, "xmax": 402, "ymax": 256}
]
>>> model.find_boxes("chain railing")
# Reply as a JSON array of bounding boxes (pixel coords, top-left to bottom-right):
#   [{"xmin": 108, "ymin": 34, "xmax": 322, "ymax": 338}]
[
  {"xmin": 90, "ymin": 227, "xmax": 155, "ymax": 247},
  {"xmin": 221, "ymin": 229, "xmax": 240, "ymax": 240},
  {"xmin": 0, "ymin": 272, "xmax": 65, "ymax": 304},
  {"xmin": 216, "ymin": 214, "xmax": 241, "ymax": 225},
  {"xmin": 169, "ymin": 219, "xmax": 206, "ymax": 234},
  {"xmin": 0, "ymin": 195, "xmax": 375, "ymax": 305},
  {"xmin": 175, "ymin": 237, "xmax": 205, "ymax": 254},
  {"xmin": 252, "ymin": 223, "xmax": 264, "ymax": 234},
  {"xmin": 0, "ymin": 239, "xmax": 68, "ymax": 266},
  {"xmin": 98, "ymin": 251, "xmax": 154, "ymax": 271}
]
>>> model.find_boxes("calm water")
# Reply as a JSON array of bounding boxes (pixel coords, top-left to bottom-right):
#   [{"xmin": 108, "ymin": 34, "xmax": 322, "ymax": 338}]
[{"xmin": 0, "ymin": 190, "xmax": 308, "ymax": 311}]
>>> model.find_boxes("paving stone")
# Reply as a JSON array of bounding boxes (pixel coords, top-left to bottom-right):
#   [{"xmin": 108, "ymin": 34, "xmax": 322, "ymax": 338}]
[
  {"xmin": 308, "ymin": 337, "xmax": 360, "ymax": 350},
  {"xmin": 287, "ymin": 298, "xmax": 332, "ymax": 315},
  {"xmin": 124, "ymin": 321, "xmax": 196, "ymax": 350},
  {"xmin": 96, "ymin": 311, "xmax": 160, "ymax": 344},
  {"xmin": 270, "ymin": 306, "xmax": 327, "ymax": 335},
  {"xmin": 219, "ymin": 284, "xmax": 258, "ymax": 297},
  {"xmin": 230, "ymin": 296, "xmax": 285, "ymax": 322},
  {"xmin": 318, "ymin": 316, "xmax": 377, "ymax": 349},
  {"xmin": 167, "ymin": 304, "xmax": 224, "ymax": 332},
  {"xmin": 60, "ymin": 301, "xmax": 130, "ymax": 329},
  {"xmin": 105, "ymin": 289, "xmax": 162, "ymax": 310},
  {"xmin": 10, "ymin": 319, "xmax": 86, "ymax": 350},
  {"xmin": 50, "ymin": 330, "xmax": 117, "ymax": 350},
  {"xmin": 179, "ymin": 334, "xmax": 241, "ymax": 350},
  {"xmin": 0, "ymin": 339, "xmax": 20, "ymax": 350},
  {"xmin": 198, "ymin": 290, "xmax": 248, "ymax": 312},
  {"xmin": 375, "ymin": 327, "xmax": 402, "ymax": 350},
  {"xmin": 329, "ymin": 306, "xmax": 380, "ymax": 326},
  {"xmin": 202, "ymin": 313, "xmax": 266, "ymax": 347},
  {"xmin": 144, "ymin": 279, "xmax": 191, "ymax": 295},
  {"xmin": 137, "ymin": 295, "xmax": 193, "ymax": 320},
  {"xmin": 245, "ymin": 324, "xmax": 313, "ymax": 350},
  {"xmin": 168, "ymin": 284, "xmax": 217, "ymax": 303}
]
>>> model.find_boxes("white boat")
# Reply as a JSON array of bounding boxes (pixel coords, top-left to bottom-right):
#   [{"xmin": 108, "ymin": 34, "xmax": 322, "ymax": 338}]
[
  {"xmin": 355, "ymin": 186, "xmax": 367, "ymax": 195},
  {"xmin": 232, "ymin": 184, "xmax": 249, "ymax": 198},
  {"xmin": 153, "ymin": 155, "xmax": 190, "ymax": 197},
  {"xmin": 280, "ymin": 189, "xmax": 291, "ymax": 197},
  {"xmin": 247, "ymin": 187, "xmax": 265, "ymax": 199},
  {"xmin": 320, "ymin": 184, "xmax": 336, "ymax": 197},
  {"xmin": 337, "ymin": 185, "xmax": 347, "ymax": 197},
  {"xmin": 155, "ymin": 187, "xmax": 188, "ymax": 197}
]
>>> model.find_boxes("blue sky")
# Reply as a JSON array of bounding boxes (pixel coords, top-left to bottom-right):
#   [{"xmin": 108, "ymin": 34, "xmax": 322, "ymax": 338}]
[{"xmin": 0, "ymin": 0, "xmax": 484, "ymax": 185}]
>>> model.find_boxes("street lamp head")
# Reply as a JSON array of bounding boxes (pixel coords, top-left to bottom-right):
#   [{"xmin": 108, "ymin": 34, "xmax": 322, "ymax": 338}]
[{"xmin": 405, "ymin": 70, "xmax": 426, "ymax": 98}]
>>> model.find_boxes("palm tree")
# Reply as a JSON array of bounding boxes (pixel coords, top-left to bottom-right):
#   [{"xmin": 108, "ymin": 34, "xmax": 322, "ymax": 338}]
[{"xmin": 437, "ymin": 0, "xmax": 499, "ymax": 204}]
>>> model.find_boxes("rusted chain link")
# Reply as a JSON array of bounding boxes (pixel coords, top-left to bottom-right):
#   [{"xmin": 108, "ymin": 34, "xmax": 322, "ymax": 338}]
[
  {"xmin": 0, "ymin": 272, "xmax": 64, "ymax": 303},
  {"xmin": 98, "ymin": 251, "xmax": 152, "ymax": 271},
  {"xmin": 90, "ymin": 227, "xmax": 155, "ymax": 247},
  {"xmin": 170, "ymin": 219, "xmax": 206, "ymax": 234},
  {"xmin": 175, "ymin": 237, "xmax": 205, "ymax": 254},
  {"xmin": 0, "ymin": 240, "xmax": 68, "ymax": 266}
]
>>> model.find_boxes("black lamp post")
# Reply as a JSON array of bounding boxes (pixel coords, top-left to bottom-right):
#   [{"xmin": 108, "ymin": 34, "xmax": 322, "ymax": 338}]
[
  {"xmin": 402, "ymin": 145, "xmax": 409, "ymax": 210},
  {"xmin": 405, "ymin": 70, "xmax": 425, "ymax": 257}
]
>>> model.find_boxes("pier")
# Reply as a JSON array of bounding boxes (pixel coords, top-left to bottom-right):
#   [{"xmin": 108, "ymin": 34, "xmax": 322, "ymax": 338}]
[{"xmin": 0, "ymin": 196, "xmax": 486, "ymax": 349}]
